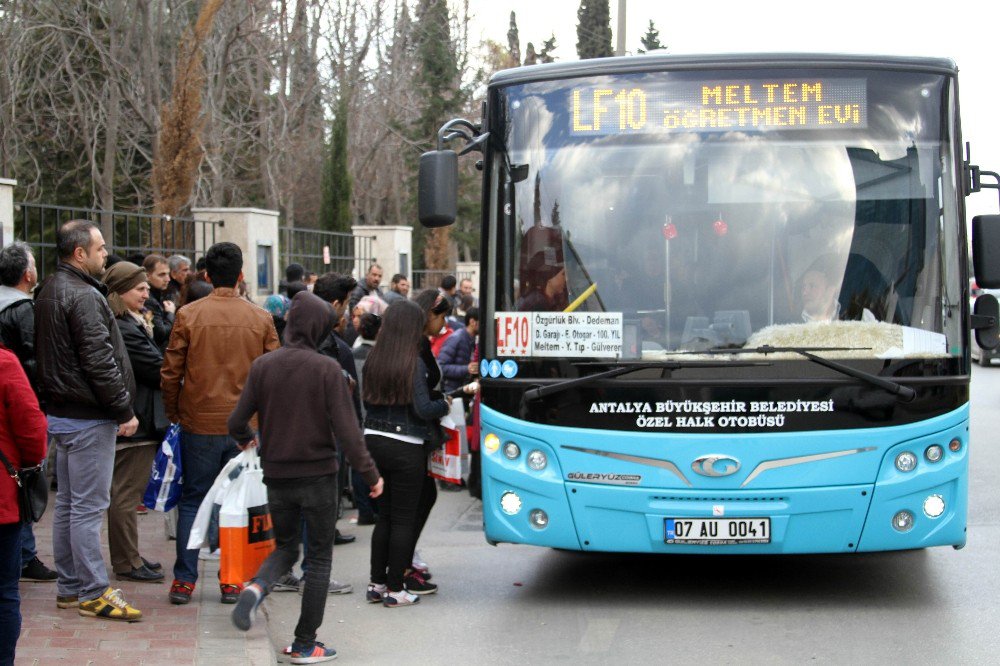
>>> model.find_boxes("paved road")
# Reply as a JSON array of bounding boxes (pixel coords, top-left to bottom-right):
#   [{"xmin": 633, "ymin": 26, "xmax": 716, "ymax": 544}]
[
  {"xmin": 258, "ymin": 365, "xmax": 1000, "ymax": 664},
  {"xmin": 16, "ymin": 366, "xmax": 999, "ymax": 664}
]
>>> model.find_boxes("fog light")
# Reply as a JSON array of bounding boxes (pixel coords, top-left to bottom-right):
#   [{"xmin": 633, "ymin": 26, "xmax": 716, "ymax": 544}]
[
  {"xmin": 949, "ymin": 438, "xmax": 962, "ymax": 452},
  {"xmin": 895, "ymin": 451, "xmax": 918, "ymax": 472},
  {"xmin": 484, "ymin": 433, "xmax": 500, "ymax": 454},
  {"xmin": 500, "ymin": 491, "xmax": 522, "ymax": 515},
  {"xmin": 923, "ymin": 494, "xmax": 945, "ymax": 518},
  {"xmin": 503, "ymin": 442, "xmax": 521, "ymax": 459},
  {"xmin": 892, "ymin": 510, "xmax": 915, "ymax": 532},
  {"xmin": 925, "ymin": 445, "xmax": 943, "ymax": 463},
  {"xmin": 528, "ymin": 509, "xmax": 549, "ymax": 529},
  {"xmin": 526, "ymin": 450, "xmax": 547, "ymax": 470}
]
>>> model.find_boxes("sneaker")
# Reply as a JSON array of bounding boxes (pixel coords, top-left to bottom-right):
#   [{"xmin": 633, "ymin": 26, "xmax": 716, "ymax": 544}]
[
  {"xmin": 411, "ymin": 550, "xmax": 431, "ymax": 577},
  {"xmin": 403, "ymin": 569, "xmax": 437, "ymax": 595},
  {"xmin": 273, "ymin": 572, "xmax": 300, "ymax": 592},
  {"xmin": 168, "ymin": 579, "xmax": 195, "ymax": 605},
  {"xmin": 289, "ymin": 640, "xmax": 337, "ymax": 664},
  {"xmin": 231, "ymin": 583, "xmax": 263, "ymax": 631},
  {"xmin": 382, "ymin": 589, "xmax": 420, "ymax": 608},
  {"xmin": 21, "ymin": 556, "xmax": 58, "ymax": 582},
  {"xmin": 298, "ymin": 578, "xmax": 353, "ymax": 595},
  {"xmin": 78, "ymin": 587, "xmax": 142, "ymax": 622},
  {"xmin": 56, "ymin": 595, "xmax": 79, "ymax": 609},
  {"xmin": 366, "ymin": 583, "xmax": 386, "ymax": 603},
  {"xmin": 198, "ymin": 547, "xmax": 220, "ymax": 561},
  {"xmin": 220, "ymin": 583, "xmax": 243, "ymax": 604},
  {"xmin": 115, "ymin": 565, "xmax": 164, "ymax": 583},
  {"xmin": 136, "ymin": 504, "xmax": 148, "ymax": 515}
]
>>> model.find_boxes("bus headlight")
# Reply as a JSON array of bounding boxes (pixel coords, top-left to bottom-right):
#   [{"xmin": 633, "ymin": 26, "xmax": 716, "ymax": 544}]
[
  {"xmin": 924, "ymin": 445, "xmax": 943, "ymax": 463},
  {"xmin": 923, "ymin": 494, "xmax": 945, "ymax": 518},
  {"xmin": 895, "ymin": 451, "xmax": 918, "ymax": 472},
  {"xmin": 526, "ymin": 450, "xmax": 547, "ymax": 471},
  {"xmin": 500, "ymin": 491, "xmax": 522, "ymax": 515},
  {"xmin": 484, "ymin": 433, "xmax": 500, "ymax": 454},
  {"xmin": 503, "ymin": 442, "xmax": 521, "ymax": 459},
  {"xmin": 892, "ymin": 510, "xmax": 915, "ymax": 532},
  {"xmin": 528, "ymin": 509, "xmax": 549, "ymax": 529}
]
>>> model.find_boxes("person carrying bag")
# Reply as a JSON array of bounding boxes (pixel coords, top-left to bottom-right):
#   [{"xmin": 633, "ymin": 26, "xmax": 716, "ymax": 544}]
[{"xmin": 228, "ymin": 291, "xmax": 382, "ymax": 665}]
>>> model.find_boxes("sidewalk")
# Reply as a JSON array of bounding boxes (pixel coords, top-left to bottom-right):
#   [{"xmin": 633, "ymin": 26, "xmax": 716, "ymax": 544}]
[{"xmin": 15, "ymin": 494, "xmax": 275, "ymax": 665}]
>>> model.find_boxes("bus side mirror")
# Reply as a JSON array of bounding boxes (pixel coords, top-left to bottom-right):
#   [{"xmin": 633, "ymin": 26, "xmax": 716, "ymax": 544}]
[
  {"xmin": 972, "ymin": 215, "xmax": 1000, "ymax": 288},
  {"xmin": 974, "ymin": 294, "xmax": 999, "ymax": 351},
  {"xmin": 418, "ymin": 150, "xmax": 458, "ymax": 228}
]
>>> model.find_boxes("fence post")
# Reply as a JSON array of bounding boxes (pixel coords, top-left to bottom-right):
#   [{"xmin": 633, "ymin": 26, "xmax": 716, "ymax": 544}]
[
  {"xmin": 0, "ymin": 178, "xmax": 15, "ymax": 248},
  {"xmin": 351, "ymin": 224, "xmax": 413, "ymax": 288},
  {"xmin": 191, "ymin": 207, "xmax": 280, "ymax": 304}
]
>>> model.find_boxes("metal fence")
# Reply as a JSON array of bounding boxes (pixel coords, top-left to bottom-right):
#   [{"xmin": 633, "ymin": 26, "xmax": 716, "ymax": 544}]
[
  {"xmin": 279, "ymin": 226, "xmax": 373, "ymax": 278},
  {"xmin": 14, "ymin": 203, "xmax": 221, "ymax": 279},
  {"xmin": 412, "ymin": 268, "xmax": 476, "ymax": 292}
]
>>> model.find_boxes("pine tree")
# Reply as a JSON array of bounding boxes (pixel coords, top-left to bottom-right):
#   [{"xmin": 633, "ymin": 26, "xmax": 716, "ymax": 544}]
[
  {"xmin": 576, "ymin": 0, "xmax": 612, "ymax": 60},
  {"xmin": 523, "ymin": 42, "xmax": 537, "ymax": 66},
  {"xmin": 638, "ymin": 20, "xmax": 664, "ymax": 54},
  {"xmin": 320, "ymin": 96, "xmax": 351, "ymax": 233},
  {"xmin": 507, "ymin": 12, "xmax": 520, "ymax": 66},
  {"xmin": 539, "ymin": 35, "xmax": 558, "ymax": 64},
  {"xmin": 413, "ymin": 0, "xmax": 464, "ymax": 270}
]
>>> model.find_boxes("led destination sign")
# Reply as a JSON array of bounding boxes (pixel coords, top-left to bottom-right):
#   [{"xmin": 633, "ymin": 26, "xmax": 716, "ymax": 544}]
[{"xmin": 570, "ymin": 78, "xmax": 867, "ymax": 134}]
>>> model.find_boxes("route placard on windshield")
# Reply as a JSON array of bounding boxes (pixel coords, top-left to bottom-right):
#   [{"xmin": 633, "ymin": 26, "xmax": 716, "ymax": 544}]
[{"xmin": 496, "ymin": 312, "xmax": 624, "ymax": 358}]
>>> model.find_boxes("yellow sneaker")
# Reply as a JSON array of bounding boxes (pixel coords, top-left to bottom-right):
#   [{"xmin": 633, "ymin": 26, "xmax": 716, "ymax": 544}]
[{"xmin": 78, "ymin": 587, "xmax": 143, "ymax": 622}]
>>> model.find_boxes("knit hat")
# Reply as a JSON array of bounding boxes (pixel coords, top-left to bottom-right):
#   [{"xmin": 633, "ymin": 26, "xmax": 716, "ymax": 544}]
[{"xmin": 102, "ymin": 261, "xmax": 147, "ymax": 317}]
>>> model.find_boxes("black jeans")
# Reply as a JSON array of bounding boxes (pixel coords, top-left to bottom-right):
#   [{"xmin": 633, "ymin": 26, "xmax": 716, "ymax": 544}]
[
  {"xmin": 366, "ymin": 435, "xmax": 429, "ymax": 591},
  {"xmin": 253, "ymin": 475, "xmax": 337, "ymax": 646}
]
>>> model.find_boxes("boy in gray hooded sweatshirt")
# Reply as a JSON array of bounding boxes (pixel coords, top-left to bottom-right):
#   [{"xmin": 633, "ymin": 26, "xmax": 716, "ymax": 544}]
[{"xmin": 228, "ymin": 291, "xmax": 383, "ymax": 664}]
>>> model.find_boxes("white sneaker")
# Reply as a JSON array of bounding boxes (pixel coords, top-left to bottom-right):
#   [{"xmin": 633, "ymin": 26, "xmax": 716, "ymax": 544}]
[
  {"xmin": 198, "ymin": 548, "xmax": 220, "ymax": 561},
  {"xmin": 297, "ymin": 578, "xmax": 353, "ymax": 595},
  {"xmin": 383, "ymin": 589, "xmax": 420, "ymax": 608}
]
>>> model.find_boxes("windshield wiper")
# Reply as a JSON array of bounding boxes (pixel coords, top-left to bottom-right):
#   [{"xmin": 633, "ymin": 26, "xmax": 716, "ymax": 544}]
[
  {"xmin": 700, "ymin": 345, "xmax": 916, "ymax": 402},
  {"xmin": 522, "ymin": 360, "xmax": 768, "ymax": 402}
]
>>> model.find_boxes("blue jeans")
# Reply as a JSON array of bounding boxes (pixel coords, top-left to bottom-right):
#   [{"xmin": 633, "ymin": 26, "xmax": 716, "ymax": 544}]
[
  {"xmin": 20, "ymin": 522, "xmax": 36, "ymax": 567},
  {"xmin": 253, "ymin": 476, "xmax": 338, "ymax": 647},
  {"xmin": 0, "ymin": 522, "xmax": 22, "ymax": 666},
  {"xmin": 173, "ymin": 431, "xmax": 239, "ymax": 584},
  {"xmin": 51, "ymin": 422, "xmax": 117, "ymax": 602}
]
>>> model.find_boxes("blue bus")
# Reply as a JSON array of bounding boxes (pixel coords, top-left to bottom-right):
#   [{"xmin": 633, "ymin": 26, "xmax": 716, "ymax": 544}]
[{"xmin": 419, "ymin": 53, "xmax": 1000, "ymax": 554}]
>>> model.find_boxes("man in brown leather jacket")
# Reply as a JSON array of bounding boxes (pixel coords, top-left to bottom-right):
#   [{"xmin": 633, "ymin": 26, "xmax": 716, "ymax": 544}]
[{"xmin": 160, "ymin": 242, "xmax": 279, "ymax": 606}]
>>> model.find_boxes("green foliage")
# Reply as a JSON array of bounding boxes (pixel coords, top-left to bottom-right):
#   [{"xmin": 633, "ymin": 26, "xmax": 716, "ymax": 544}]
[
  {"xmin": 576, "ymin": 0, "xmax": 612, "ymax": 60},
  {"xmin": 321, "ymin": 96, "xmax": 352, "ymax": 233},
  {"xmin": 638, "ymin": 20, "xmax": 664, "ymax": 54}
]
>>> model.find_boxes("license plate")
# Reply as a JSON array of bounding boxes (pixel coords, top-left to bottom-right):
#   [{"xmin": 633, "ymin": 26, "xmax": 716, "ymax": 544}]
[{"xmin": 665, "ymin": 518, "xmax": 771, "ymax": 544}]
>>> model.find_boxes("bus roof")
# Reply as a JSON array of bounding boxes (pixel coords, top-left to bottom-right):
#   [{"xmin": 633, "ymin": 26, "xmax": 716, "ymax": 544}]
[{"xmin": 488, "ymin": 53, "xmax": 958, "ymax": 88}]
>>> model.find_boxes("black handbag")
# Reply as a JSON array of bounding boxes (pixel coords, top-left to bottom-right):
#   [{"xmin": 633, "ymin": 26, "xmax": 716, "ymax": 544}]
[{"xmin": 0, "ymin": 448, "xmax": 48, "ymax": 523}]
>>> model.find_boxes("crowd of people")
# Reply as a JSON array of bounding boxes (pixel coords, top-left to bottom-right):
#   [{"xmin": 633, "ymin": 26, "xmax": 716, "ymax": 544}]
[{"xmin": 0, "ymin": 221, "xmax": 481, "ymax": 664}]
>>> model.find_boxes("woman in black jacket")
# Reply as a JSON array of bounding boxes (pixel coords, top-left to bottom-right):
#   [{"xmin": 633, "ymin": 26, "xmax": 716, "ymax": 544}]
[
  {"xmin": 362, "ymin": 298, "xmax": 450, "ymax": 607},
  {"xmin": 102, "ymin": 262, "xmax": 166, "ymax": 583}
]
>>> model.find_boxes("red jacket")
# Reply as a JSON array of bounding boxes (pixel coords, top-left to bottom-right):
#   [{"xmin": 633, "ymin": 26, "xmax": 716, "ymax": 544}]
[{"xmin": 0, "ymin": 345, "xmax": 47, "ymax": 524}]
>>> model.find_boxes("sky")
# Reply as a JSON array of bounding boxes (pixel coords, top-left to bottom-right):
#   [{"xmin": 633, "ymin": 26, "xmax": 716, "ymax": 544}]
[{"xmin": 464, "ymin": 0, "xmax": 1000, "ymax": 221}]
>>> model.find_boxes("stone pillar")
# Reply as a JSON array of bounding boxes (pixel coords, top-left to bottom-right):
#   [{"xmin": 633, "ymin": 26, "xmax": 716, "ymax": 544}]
[
  {"xmin": 0, "ymin": 178, "xmax": 16, "ymax": 248},
  {"xmin": 351, "ymin": 225, "xmax": 413, "ymax": 288},
  {"xmin": 191, "ymin": 207, "xmax": 280, "ymax": 303}
]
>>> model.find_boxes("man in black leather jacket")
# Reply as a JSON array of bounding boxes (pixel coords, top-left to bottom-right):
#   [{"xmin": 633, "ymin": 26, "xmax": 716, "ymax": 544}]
[{"xmin": 34, "ymin": 220, "xmax": 143, "ymax": 622}]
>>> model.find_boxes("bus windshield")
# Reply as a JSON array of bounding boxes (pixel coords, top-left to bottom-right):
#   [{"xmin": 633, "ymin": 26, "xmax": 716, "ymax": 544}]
[{"xmin": 491, "ymin": 67, "xmax": 964, "ymax": 362}]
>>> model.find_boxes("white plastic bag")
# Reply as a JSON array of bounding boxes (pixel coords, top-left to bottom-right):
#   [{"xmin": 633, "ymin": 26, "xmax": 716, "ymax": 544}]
[
  {"xmin": 186, "ymin": 450, "xmax": 248, "ymax": 551},
  {"xmin": 218, "ymin": 448, "xmax": 274, "ymax": 585}
]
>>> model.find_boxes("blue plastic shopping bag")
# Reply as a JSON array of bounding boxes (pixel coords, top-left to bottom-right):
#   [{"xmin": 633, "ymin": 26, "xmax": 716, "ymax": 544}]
[{"xmin": 143, "ymin": 424, "xmax": 183, "ymax": 512}]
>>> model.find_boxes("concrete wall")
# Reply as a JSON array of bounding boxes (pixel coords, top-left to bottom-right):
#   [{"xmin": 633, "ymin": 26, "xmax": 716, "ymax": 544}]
[
  {"xmin": 0, "ymin": 179, "xmax": 15, "ymax": 248},
  {"xmin": 351, "ymin": 224, "xmax": 413, "ymax": 288},
  {"xmin": 191, "ymin": 207, "xmax": 280, "ymax": 303}
]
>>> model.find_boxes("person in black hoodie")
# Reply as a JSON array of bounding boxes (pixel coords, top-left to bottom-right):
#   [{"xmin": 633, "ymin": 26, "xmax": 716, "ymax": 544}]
[
  {"xmin": 102, "ymin": 262, "xmax": 167, "ymax": 584},
  {"xmin": 228, "ymin": 291, "xmax": 382, "ymax": 664}
]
